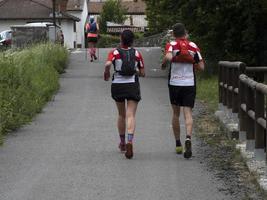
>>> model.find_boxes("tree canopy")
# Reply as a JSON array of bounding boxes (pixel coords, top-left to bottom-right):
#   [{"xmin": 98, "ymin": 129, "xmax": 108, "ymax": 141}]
[
  {"xmin": 99, "ymin": 0, "xmax": 128, "ymax": 33},
  {"xmin": 145, "ymin": 0, "xmax": 267, "ymax": 66}
]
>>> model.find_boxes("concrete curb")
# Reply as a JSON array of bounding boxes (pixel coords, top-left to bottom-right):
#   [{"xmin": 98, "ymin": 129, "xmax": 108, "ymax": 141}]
[{"xmin": 215, "ymin": 104, "xmax": 267, "ymax": 190}]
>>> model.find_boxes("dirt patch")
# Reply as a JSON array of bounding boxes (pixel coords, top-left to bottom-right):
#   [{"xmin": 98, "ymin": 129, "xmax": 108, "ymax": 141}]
[{"xmin": 194, "ymin": 101, "xmax": 267, "ymax": 200}]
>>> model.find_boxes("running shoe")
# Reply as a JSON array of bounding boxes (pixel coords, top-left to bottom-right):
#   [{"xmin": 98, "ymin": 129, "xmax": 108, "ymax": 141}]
[
  {"xmin": 118, "ymin": 143, "xmax": 126, "ymax": 152},
  {"xmin": 184, "ymin": 138, "xmax": 192, "ymax": 159},
  {"xmin": 176, "ymin": 146, "xmax": 183, "ymax": 154},
  {"xmin": 125, "ymin": 143, "xmax": 133, "ymax": 159}
]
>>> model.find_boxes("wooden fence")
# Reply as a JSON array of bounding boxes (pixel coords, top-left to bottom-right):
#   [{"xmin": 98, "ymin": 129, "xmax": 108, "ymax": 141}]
[{"xmin": 219, "ymin": 61, "xmax": 267, "ymax": 155}]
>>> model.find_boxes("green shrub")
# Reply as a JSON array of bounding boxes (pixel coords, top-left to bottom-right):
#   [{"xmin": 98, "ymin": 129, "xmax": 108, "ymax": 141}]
[
  {"xmin": 0, "ymin": 43, "xmax": 68, "ymax": 142},
  {"xmin": 97, "ymin": 34, "xmax": 120, "ymax": 48},
  {"xmin": 134, "ymin": 32, "xmax": 144, "ymax": 40}
]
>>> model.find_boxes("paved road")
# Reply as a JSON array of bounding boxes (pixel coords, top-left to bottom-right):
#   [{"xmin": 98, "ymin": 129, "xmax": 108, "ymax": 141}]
[{"xmin": 0, "ymin": 48, "xmax": 231, "ymax": 200}]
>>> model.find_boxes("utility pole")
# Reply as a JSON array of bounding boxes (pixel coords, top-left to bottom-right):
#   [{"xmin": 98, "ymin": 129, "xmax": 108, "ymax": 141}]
[
  {"xmin": 52, "ymin": 0, "xmax": 56, "ymax": 26},
  {"xmin": 52, "ymin": 0, "xmax": 57, "ymax": 42}
]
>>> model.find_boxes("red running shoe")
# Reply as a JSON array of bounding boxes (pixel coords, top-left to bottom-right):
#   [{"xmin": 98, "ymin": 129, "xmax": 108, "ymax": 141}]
[
  {"xmin": 119, "ymin": 143, "xmax": 126, "ymax": 152},
  {"xmin": 125, "ymin": 143, "xmax": 133, "ymax": 159}
]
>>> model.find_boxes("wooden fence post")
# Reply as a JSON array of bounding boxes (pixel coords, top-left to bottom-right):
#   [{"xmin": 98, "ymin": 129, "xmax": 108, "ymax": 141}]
[
  {"xmin": 245, "ymin": 79, "xmax": 256, "ymax": 140},
  {"xmin": 227, "ymin": 67, "xmax": 233, "ymax": 109},
  {"xmin": 239, "ymin": 74, "xmax": 247, "ymax": 132},
  {"xmin": 232, "ymin": 67, "xmax": 239, "ymax": 113},
  {"xmin": 255, "ymin": 83, "xmax": 267, "ymax": 150},
  {"xmin": 222, "ymin": 64, "xmax": 227, "ymax": 106},
  {"xmin": 219, "ymin": 62, "xmax": 223, "ymax": 104}
]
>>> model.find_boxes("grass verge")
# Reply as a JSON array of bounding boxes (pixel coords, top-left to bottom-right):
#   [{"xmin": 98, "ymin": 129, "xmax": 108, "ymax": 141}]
[
  {"xmin": 0, "ymin": 43, "xmax": 68, "ymax": 144},
  {"xmin": 196, "ymin": 74, "xmax": 218, "ymax": 112},
  {"xmin": 195, "ymin": 75, "xmax": 267, "ymax": 199}
]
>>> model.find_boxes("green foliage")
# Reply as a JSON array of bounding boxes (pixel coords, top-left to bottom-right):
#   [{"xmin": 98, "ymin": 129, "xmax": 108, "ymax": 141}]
[
  {"xmin": 0, "ymin": 43, "xmax": 68, "ymax": 140},
  {"xmin": 144, "ymin": 0, "xmax": 182, "ymax": 34},
  {"xmin": 145, "ymin": 0, "xmax": 267, "ymax": 67},
  {"xmin": 99, "ymin": 0, "xmax": 128, "ymax": 33},
  {"xmin": 97, "ymin": 34, "xmax": 120, "ymax": 48},
  {"xmin": 196, "ymin": 75, "xmax": 218, "ymax": 112},
  {"xmin": 134, "ymin": 32, "xmax": 144, "ymax": 40}
]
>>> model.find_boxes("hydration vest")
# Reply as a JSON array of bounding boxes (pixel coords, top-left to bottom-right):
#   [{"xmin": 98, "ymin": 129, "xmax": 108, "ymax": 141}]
[
  {"xmin": 87, "ymin": 22, "xmax": 97, "ymax": 33},
  {"xmin": 172, "ymin": 39, "xmax": 195, "ymax": 64},
  {"xmin": 114, "ymin": 48, "xmax": 137, "ymax": 76}
]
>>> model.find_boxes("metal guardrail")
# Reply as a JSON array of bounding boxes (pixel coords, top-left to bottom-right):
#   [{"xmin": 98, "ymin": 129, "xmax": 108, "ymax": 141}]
[{"xmin": 218, "ymin": 61, "xmax": 267, "ymax": 153}]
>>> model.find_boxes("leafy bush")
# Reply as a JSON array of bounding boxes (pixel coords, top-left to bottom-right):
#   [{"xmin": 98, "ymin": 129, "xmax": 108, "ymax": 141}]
[
  {"xmin": 134, "ymin": 32, "xmax": 144, "ymax": 40},
  {"xmin": 99, "ymin": 0, "xmax": 127, "ymax": 33},
  {"xmin": 145, "ymin": 0, "xmax": 267, "ymax": 68},
  {"xmin": 0, "ymin": 43, "xmax": 68, "ymax": 143},
  {"xmin": 97, "ymin": 34, "xmax": 120, "ymax": 48}
]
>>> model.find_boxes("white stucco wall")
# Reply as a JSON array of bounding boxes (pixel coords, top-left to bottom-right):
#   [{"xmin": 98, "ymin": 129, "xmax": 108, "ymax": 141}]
[
  {"xmin": 61, "ymin": 20, "xmax": 76, "ymax": 49},
  {"xmin": 124, "ymin": 15, "xmax": 147, "ymax": 28},
  {"xmin": 67, "ymin": 0, "xmax": 88, "ymax": 48},
  {"xmin": 89, "ymin": 14, "xmax": 147, "ymax": 30}
]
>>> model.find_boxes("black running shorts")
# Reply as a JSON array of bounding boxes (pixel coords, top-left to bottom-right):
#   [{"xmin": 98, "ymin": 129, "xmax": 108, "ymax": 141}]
[
  {"xmin": 88, "ymin": 37, "xmax": 98, "ymax": 43},
  {"xmin": 168, "ymin": 85, "xmax": 196, "ymax": 108},
  {"xmin": 111, "ymin": 82, "xmax": 141, "ymax": 102}
]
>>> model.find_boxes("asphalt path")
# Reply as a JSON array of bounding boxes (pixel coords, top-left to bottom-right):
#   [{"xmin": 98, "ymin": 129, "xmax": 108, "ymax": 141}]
[{"xmin": 0, "ymin": 48, "xmax": 231, "ymax": 200}]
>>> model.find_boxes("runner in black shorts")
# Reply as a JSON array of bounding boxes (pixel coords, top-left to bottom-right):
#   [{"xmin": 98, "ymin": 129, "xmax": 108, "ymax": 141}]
[
  {"xmin": 104, "ymin": 30, "xmax": 145, "ymax": 159},
  {"xmin": 162, "ymin": 23, "xmax": 205, "ymax": 158},
  {"xmin": 168, "ymin": 85, "xmax": 196, "ymax": 108},
  {"xmin": 85, "ymin": 16, "xmax": 99, "ymax": 62}
]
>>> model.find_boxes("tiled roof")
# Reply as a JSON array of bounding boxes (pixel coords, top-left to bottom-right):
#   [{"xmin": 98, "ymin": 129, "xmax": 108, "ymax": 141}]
[
  {"xmin": 88, "ymin": 1, "xmax": 146, "ymax": 14},
  {"xmin": 0, "ymin": 0, "xmax": 80, "ymax": 21},
  {"xmin": 66, "ymin": 0, "xmax": 84, "ymax": 11}
]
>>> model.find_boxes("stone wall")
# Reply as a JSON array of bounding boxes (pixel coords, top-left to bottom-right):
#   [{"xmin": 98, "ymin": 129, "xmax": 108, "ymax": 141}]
[
  {"xmin": 109, "ymin": 31, "xmax": 168, "ymax": 48},
  {"xmin": 134, "ymin": 31, "xmax": 167, "ymax": 47}
]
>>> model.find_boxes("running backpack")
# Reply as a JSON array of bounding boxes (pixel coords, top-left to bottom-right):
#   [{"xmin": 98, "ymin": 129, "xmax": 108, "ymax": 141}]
[
  {"xmin": 172, "ymin": 39, "xmax": 195, "ymax": 64},
  {"xmin": 116, "ymin": 48, "xmax": 136, "ymax": 76},
  {"xmin": 87, "ymin": 22, "xmax": 97, "ymax": 33}
]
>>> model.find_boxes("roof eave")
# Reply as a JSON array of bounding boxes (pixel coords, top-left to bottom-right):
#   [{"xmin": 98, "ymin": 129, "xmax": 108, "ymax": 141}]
[
  {"xmin": 66, "ymin": 9, "xmax": 83, "ymax": 11},
  {"xmin": 0, "ymin": 17, "xmax": 80, "ymax": 22}
]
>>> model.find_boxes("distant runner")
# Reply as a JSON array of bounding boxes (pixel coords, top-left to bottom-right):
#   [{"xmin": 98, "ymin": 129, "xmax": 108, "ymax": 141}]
[
  {"xmin": 86, "ymin": 16, "xmax": 99, "ymax": 62},
  {"xmin": 104, "ymin": 30, "xmax": 145, "ymax": 159},
  {"xmin": 162, "ymin": 23, "xmax": 205, "ymax": 158}
]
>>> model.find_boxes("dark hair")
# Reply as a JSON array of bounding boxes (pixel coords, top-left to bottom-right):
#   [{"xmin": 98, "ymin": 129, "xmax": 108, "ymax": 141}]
[
  {"xmin": 172, "ymin": 23, "xmax": 186, "ymax": 38},
  {"xmin": 121, "ymin": 29, "xmax": 134, "ymax": 46}
]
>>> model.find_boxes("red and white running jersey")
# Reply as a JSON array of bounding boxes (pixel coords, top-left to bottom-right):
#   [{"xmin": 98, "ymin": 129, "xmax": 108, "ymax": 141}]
[
  {"xmin": 165, "ymin": 38, "xmax": 203, "ymax": 86},
  {"xmin": 107, "ymin": 47, "xmax": 144, "ymax": 83}
]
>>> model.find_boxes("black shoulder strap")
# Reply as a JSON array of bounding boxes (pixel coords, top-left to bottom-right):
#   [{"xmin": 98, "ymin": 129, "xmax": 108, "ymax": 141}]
[
  {"xmin": 113, "ymin": 48, "xmax": 120, "ymax": 72},
  {"xmin": 116, "ymin": 47, "xmax": 136, "ymax": 61}
]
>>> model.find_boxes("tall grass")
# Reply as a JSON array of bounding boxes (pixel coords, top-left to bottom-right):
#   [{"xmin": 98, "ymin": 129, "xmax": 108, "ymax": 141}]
[{"xmin": 0, "ymin": 43, "xmax": 68, "ymax": 143}]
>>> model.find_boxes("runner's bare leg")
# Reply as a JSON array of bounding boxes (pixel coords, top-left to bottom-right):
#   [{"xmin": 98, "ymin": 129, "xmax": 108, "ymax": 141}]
[
  {"xmin": 183, "ymin": 107, "xmax": 193, "ymax": 137},
  {"xmin": 171, "ymin": 104, "xmax": 181, "ymax": 140},
  {"xmin": 115, "ymin": 101, "xmax": 126, "ymax": 135},
  {"xmin": 126, "ymin": 100, "xmax": 138, "ymax": 134}
]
